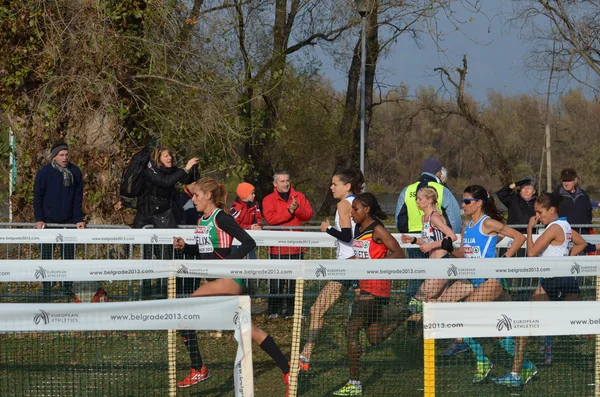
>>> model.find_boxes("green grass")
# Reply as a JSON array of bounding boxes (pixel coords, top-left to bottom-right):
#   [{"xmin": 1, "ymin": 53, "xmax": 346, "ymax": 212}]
[{"xmin": 0, "ymin": 324, "xmax": 595, "ymax": 396}]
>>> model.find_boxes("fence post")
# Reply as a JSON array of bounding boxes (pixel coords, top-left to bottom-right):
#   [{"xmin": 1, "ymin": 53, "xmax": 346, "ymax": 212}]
[
  {"xmin": 168, "ymin": 276, "xmax": 177, "ymax": 397},
  {"xmin": 288, "ymin": 278, "xmax": 305, "ymax": 397},
  {"xmin": 594, "ymin": 276, "xmax": 600, "ymax": 397},
  {"xmin": 424, "ymin": 338, "xmax": 435, "ymax": 397}
]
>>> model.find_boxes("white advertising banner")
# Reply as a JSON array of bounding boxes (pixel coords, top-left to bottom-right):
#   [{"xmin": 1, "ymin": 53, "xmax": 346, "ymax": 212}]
[
  {"xmin": 0, "ymin": 259, "xmax": 171, "ymax": 281},
  {"xmin": 423, "ymin": 301, "xmax": 600, "ymax": 339},
  {"xmin": 0, "ymin": 228, "xmax": 565, "ymax": 248},
  {"xmin": 0, "ymin": 296, "xmax": 253, "ymax": 397},
  {"xmin": 0, "ymin": 256, "xmax": 597, "ymax": 281}
]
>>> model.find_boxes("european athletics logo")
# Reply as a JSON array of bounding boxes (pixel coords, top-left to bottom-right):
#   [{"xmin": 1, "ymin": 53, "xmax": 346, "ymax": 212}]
[
  {"xmin": 447, "ymin": 264, "xmax": 458, "ymax": 277},
  {"xmin": 571, "ymin": 262, "xmax": 581, "ymax": 274},
  {"xmin": 34, "ymin": 266, "xmax": 47, "ymax": 279},
  {"xmin": 178, "ymin": 264, "xmax": 189, "ymax": 274},
  {"xmin": 315, "ymin": 265, "xmax": 327, "ymax": 278},
  {"xmin": 34, "ymin": 310, "xmax": 50, "ymax": 325},
  {"xmin": 496, "ymin": 314, "xmax": 513, "ymax": 331}
]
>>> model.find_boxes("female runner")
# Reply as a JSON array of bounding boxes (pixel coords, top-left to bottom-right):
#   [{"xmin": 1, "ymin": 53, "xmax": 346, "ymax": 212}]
[
  {"xmin": 333, "ymin": 192, "xmax": 407, "ymax": 396},
  {"xmin": 400, "ymin": 185, "xmax": 457, "ymax": 313},
  {"xmin": 298, "ymin": 168, "xmax": 364, "ymax": 371},
  {"xmin": 173, "ymin": 178, "xmax": 290, "ymax": 395},
  {"xmin": 493, "ymin": 193, "xmax": 587, "ymax": 387},
  {"xmin": 431, "ymin": 185, "xmax": 526, "ymax": 384}
]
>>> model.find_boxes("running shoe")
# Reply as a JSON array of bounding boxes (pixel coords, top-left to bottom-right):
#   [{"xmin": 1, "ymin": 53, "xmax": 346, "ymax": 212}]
[
  {"xmin": 492, "ymin": 372, "xmax": 521, "ymax": 387},
  {"xmin": 333, "ymin": 382, "xmax": 362, "ymax": 396},
  {"xmin": 440, "ymin": 343, "xmax": 470, "ymax": 356},
  {"xmin": 522, "ymin": 365, "xmax": 538, "ymax": 385},
  {"xmin": 283, "ymin": 371, "xmax": 290, "ymax": 397},
  {"xmin": 91, "ymin": 287, "xmax": 108, "ymax": 303},
  {"xmin": 298, "ymin": 355, "xmax": 310, "ymax": 372},
  {"xmin": 407, "ymin": 298, "xmax": 423, "ymax": 314},
  {"xmin": 177, "ymin": 366, "xmax": 211, "ymax": 388},
  {"xmin": 472, "ymin": 360, "xmax": 493, "ymax": 383}
]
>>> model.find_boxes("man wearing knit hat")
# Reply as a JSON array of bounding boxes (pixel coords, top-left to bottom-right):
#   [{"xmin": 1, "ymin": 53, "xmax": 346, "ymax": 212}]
[{"xmin": 33, "ymin": 142, "xmax": 86, "ymax": 300}]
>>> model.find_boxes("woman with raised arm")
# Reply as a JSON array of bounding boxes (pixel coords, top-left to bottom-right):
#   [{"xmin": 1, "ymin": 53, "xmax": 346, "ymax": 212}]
[
  {"xmin": 400, "ymin": 185, "xmax": 457, "ymax": 314},
  {"xmin": 430, "ymin": 185, "xmax": 526, "ymax": 384},
  {"xmin": 172, "ymin": 178, "xmax": 290, "ymax": 395},
  {"xmin": 298, "ymin": 169, "xmax": 364, "ymax": 372},
  {"xmin": 493, "ymin": 192, "xmax": 587, "ymax": 387},
  {"xmin": 333, "ymin": 192, "xmax": 407, "ymax": 397}
]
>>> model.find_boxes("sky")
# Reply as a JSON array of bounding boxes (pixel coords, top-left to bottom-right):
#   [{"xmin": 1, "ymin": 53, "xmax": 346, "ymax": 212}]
[{"xmin": 316, "ymin": 1, "xmax": 586, "ymax": 103}]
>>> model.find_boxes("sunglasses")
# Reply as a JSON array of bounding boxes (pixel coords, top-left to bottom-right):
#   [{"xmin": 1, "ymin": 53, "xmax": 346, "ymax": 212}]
[{"xmin": 462, "ymin": 198, "xmax": 481, "ymax": 205}]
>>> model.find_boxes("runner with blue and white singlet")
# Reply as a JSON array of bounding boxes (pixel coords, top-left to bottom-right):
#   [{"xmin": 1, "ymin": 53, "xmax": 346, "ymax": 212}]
[
  {"xmin": 298, "ymin": 169, "xmax": 364, "ymax": 372},
  {"xmin": 429, "ymin": 185, "xmax": 526, "ymax": 384},
  {"xmin": 493, "ymin": 192, "xmax": 587, "ymax": 387}
]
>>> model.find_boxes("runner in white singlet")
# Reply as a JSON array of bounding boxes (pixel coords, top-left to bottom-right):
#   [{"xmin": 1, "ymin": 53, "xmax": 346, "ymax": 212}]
[{"xmin": 298, "ymin": 169, "xmax": 364, "ymax": 372}]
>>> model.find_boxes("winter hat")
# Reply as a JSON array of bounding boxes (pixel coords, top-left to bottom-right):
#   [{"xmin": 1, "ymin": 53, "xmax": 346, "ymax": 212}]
[
  {"xmin": 236, "ymin": 182, "xmax": 255, "ymax": 200},
  {"xmin": 560, "ymin": 168, "xmax": 577, "ymax": 181},
  {"xmin": 421, "ymin": 158, "xmax": 443, "ymax": 175}
]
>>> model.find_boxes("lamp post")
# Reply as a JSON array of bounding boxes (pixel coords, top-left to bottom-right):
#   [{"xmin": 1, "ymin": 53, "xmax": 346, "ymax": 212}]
[{"xmin": 354, "ymin": 0, "xmax": 368, "ymax": 181}]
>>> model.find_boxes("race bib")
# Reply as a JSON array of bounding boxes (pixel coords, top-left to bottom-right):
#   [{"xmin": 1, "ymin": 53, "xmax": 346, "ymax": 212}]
[
  {"xmin": 353, "ymin": 240, "xmax": 371, "ymax": 259},
  {"xmin": 194, "ymin": 225, "xmax": 214, "ymax": 253},
  {"xmin": 463, "ymin": 245, "xmax": 481, "ymax": 259}
]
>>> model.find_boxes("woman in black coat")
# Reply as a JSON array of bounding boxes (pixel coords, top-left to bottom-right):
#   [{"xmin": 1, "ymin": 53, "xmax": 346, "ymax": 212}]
[
  {"xmin": 133, "ymin": 146, "xmax": 199, "ymax": 297},
  {"xmin": 134, "ymin": 146, "xmax": 199, "ymax": 229},
  {"xmin": 497, "ymin": 177, "xmax": 537, "ymax": 233}
]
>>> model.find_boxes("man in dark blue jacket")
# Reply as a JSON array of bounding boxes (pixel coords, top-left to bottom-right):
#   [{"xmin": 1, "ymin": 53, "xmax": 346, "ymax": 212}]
[{"xmin": 33, "ymin": 143, "xmax": 85, "ymax": 298}]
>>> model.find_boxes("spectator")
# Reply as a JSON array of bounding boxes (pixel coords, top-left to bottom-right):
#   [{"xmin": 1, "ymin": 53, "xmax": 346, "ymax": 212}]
[
  {"xmin": 133, "ymin": 146, "xmax": 198, "ymax": 298},
  {"xmin": 394, "ymin": 158, "xmax": 461, "ymax": 302},
  {"xmin": 173, "ymin": 180, "xmax": 202, "ymax": 227},
  {"xmin": 231, "ymin": 182, "xmax": 263, "ymax": 260},
  {"xmin": 497, "ymin": 176, "xmax": 537, "ymax": 257},
  {"xmin": 33, "ymin": 142, "xmax": 86, "ymax": 301},
  {"xmin": 553, "ymin": 168, "xmax": 593, "ymax": 234},
  {"xmin": 497, "ymin": 177, "xmax": 537, "ymax": 233},
  {"xmin": 262, "ymin": 171, "xmax": 313, "ymax": 318}
]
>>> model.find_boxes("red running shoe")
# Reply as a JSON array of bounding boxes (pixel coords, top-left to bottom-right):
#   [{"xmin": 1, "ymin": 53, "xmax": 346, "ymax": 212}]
[
  {"xmin": 177, "ymin": 366, "xmax": 211, "ymax": 388},
  {"xmin": 283, "ymin": 371, "xmax": 290, "ymax": 397}
]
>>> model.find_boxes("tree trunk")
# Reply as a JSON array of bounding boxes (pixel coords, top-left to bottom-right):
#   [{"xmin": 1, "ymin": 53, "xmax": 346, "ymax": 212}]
[{"xmin": 319, "ymin": 4, "xmax": 379, "ymax": 215}]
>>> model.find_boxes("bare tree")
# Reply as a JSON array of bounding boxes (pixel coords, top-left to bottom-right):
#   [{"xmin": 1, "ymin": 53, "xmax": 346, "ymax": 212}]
[{"xmin": 512, "ymin": 0, "xmax": 600, "ymax": 94}]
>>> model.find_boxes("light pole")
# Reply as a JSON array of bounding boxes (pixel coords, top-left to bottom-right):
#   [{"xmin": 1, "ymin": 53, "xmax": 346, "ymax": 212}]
[{"xmin": 354, "ymin": 0, "xmax": 368, "ymax": 181}]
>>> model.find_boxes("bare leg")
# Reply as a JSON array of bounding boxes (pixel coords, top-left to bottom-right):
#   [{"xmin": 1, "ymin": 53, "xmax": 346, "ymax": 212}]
[
  {"xmin": 190, "ymin": 278, "xmax": 242, "ymax": 297},
  {"xmin": 431, "ymin": 280, "xmax": 473, "ymax": 302},
  {"xmin": 464, "ymin": 279, "xmax": 503, "ymax": 302},
  {"xmin": 301, "ymin": 281, "xmax": 345, "ymax": 359},
  {"xmin": 415, "ymin": 279, "xmax": 449, "ymax": 301},
  {"xmin": 347, "ymin": 294, "xmax": 376, "ymax": 381},
  {"xmin": 366, "ymin": 304, "xmax": 409, "ymax": 346}
]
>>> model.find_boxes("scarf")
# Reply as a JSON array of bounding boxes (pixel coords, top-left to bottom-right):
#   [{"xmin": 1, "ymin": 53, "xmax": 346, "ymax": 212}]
[{"xmin": 51, "ymin": 160, "xmax": 74, "ymax": 187}]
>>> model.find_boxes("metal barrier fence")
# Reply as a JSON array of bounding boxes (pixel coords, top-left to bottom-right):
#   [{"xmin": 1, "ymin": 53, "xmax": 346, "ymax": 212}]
[{"xmin": 0, "ymin": 225, "xmax": 598, "ymax": 314}]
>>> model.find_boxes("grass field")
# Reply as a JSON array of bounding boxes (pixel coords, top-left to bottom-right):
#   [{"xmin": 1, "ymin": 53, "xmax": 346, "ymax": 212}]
[{"xmin": 0, "ymin": 315, "xmax": 595, "ymax": 396}]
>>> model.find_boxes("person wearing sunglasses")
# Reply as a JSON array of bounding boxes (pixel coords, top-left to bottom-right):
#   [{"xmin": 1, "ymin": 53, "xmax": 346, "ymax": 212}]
[{"xmin": 429, "ymin": 185, "xmax": 526, "ymax": 384}]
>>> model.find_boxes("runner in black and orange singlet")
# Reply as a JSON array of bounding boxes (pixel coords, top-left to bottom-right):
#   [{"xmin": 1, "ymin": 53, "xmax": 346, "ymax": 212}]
[{"xmin": 333, "ymin": 192, "xmax": 407, "ymax": 396}]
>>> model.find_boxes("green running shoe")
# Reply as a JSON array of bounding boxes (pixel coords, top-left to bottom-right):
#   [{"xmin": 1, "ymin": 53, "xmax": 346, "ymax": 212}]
[
  {"xmin": 522, "ymin": 365, "xmax": 538, "ymax": 385},
  {"xmin": 408, "ymin": 298, "xmax": 423, "ymax": 314},
  {"xmin": 472, "ymin": 360, "xmax": 493, "ymax": 383},
  {"xmin": 333, "ymin": 382, "xmax": 363, "ymax": 396}
]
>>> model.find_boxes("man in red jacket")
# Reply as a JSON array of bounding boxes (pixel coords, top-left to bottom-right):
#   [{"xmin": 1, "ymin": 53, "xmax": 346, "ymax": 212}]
[{"xmin": 262, "ymin": 171, "xmax": 313, "ymax": 317}]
